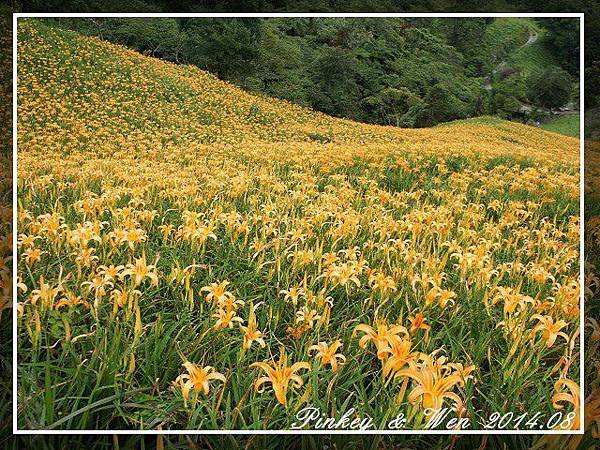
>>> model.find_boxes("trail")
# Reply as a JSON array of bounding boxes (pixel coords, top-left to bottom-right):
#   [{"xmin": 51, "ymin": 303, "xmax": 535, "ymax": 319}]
[{"xmin": 483, "ymin": 33, "xmax": 538, "ymax": 91}]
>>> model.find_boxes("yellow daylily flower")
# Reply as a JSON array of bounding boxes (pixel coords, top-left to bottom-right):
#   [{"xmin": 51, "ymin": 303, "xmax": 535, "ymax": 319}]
[
  {"xmin": 122, "ymin": 253, "xmax": 159, "ymax": 286},
  {"xmin": 353, "ymin": 320, "xmax": 409, "ymax": 359},
  {"xmin": 201, "ymin": 280, "xmax": 233, "ymax": 304},
  {"xmin": 174, "ymin": 362, "xmax": 226, "ymax": 406},
  {"xmin": 213, "ymin": 307, "xmax": 244, "ymax": 330},
  {"xmin": 396, "ymin": 354, "xmax": 473, "ymax": 411},
  {"xmin": 382, "ymin": 335, "xmax": 419, "ymax": 378},
  {"xmin": 250, "ymin": 348, "xmax": 310, "ymax": 406},
  {"xmin": 407, "ymin": 312, "xmax": 430, "ymax": 335},
  {"xmin": 530, "ymin": 314, "xmax": 569, "ymax": 348},
  {"xmin": 240, "ymin": 303, "xmax": 266, "ymax": 350},
  {"xmin": 308, "ymin": 340, "xmax": 346, "ymax": 372},
  {"xmin": 552, "ymin": 378, "xmax": 580, "ymax": 430}
]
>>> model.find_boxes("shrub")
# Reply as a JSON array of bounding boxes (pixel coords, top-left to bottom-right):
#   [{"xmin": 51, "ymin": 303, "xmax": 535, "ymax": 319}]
[{"xmin": 526, "ymin": 67, "xmax": 573, "ymax": 109}]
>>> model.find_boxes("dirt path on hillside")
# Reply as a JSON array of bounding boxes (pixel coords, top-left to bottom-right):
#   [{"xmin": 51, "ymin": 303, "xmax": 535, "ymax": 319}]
[{"xmin": 483, "ymin": 33, "xmax": 538, "ymax": 90}]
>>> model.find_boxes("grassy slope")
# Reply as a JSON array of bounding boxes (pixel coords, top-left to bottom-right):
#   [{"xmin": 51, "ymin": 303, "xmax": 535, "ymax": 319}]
[
  {"xmin": 508, "ymin": 37, "xmax": 558, "ymax": 77},
  {"xmin": 481, "ymin": 18, "xmax": 541, "ymax": 68},
  {"xmin": 504, "ymin": 19, "xmax": 557, "ymax": 77},
  {"xmin": 541, "ymin": 115, "xmax": 580, "ymax": 137},
  {"xmin": 14, "ymin": 19, "xmax": 582, "ymax": 435},
  {"xmin": 508, "ymin": 20, "xmax": 577, "ymax": 140},
  {"xmin": 480, "ymin": 17, "xmax": 556, "ymax": 77}
]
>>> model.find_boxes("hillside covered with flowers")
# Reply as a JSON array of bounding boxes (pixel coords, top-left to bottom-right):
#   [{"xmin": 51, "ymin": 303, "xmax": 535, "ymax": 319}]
[{"xmin": 15, "ymin": 19, "xmax": 581, "ymax": 431}]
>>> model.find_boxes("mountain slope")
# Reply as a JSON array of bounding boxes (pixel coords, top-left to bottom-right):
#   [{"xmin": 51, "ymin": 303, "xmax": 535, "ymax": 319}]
[{"xmin": 18, "ymin": 19, "xmax": 579, "ymax": 173}]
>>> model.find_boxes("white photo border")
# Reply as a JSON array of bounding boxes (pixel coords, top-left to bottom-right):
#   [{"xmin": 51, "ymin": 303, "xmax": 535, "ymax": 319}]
[{"xmin": 12, "ymin": 11, "xmax": 586, "ymax": 435}]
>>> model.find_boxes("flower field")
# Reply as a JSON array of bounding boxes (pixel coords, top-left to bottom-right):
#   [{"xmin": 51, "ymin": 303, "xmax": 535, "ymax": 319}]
[{"xmin": 15, "ymin": 19, "xmax": 582, "ymax": 431}]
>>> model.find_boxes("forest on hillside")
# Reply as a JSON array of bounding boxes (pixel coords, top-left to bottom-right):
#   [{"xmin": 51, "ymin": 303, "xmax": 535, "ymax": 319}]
[{"xmin": 47, "ymin": 16, "xmax": 579, "ymax": 128}]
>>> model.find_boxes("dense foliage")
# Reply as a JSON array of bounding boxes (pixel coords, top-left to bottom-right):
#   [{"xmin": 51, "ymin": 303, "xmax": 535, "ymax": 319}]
[
  {"xmin": 527, "ymin": 66, "xmax": 574, "ymax": 109},
  {"xmin": 48, "ymin": 16, "xmax": 578, "ymax": 127}
]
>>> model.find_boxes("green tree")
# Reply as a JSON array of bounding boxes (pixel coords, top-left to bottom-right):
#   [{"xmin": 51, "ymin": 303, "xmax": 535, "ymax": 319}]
[
  {"xmin": 490, "ymin": 76, "xmax": 526, "ymax": 119},
  {"xmin": 417, "ymin": 82, "xmax": 464, "ymax": 126},
  {"xmin": 542, "ymin": 18, "xmax": 580, "ymax": 75},
  {"xmin": 309, "ymin": 45, "xmax": 365, "ymax": 119},
  {"xmin": 243, "ymin": 20, "xmax": 311, "ymax": 106},
  {"xmin": 526, "ymin": 66, "xmax": 573, "ymax": 109},
  {"xmin": 181, "ymin": 18, "xmax": 262, "ymax": 81},
  {"xmin": 363, "ymin": 87, "xmax": 424, "ymax": 127}
]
